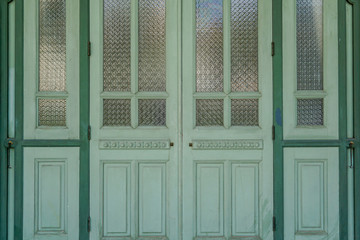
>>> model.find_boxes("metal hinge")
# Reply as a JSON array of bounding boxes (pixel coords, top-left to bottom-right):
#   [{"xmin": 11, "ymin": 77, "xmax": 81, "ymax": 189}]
[
  {"xmin": 272, "ymin": 125, "xmax": 275, "ymax": 140},
  {"xmin": 88, "ymin": 125, "xmax": 91, "ymax": 141},
  {"xmin": 87, "ymin": 216, "xmax": 91, "ymax": 232},
  {"xmin": 272, "ymin": 216, "xmax": 276, "ymax": 231},
  {"xmin": 87, "ymin": 41, "xmax": 91, "ymax": 56},
  {"xmin": 271, "ymin": 42, "xmax": 275, "ymax": 56}
]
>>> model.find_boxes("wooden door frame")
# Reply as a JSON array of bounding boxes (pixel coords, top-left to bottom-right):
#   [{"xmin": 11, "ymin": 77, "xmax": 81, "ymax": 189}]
[
  {"xmin": 272, "ymin": 0, "xmax": 360, "ymax": 239},
  {"xmin": 0, "ymin": 0, "xmax": 90, "ymax": 239}
]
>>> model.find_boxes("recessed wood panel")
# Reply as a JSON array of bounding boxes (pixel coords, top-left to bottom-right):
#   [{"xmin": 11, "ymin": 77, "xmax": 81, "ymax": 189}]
[
  {"xmin": 36, "ymin": 161, "xmax": 66, "ymax": 233},
  {"xmin": 196, "ymin": 163, "xmax": 224, "ymax": 236},
  {"xmin": 296, "ymin": 161, "xmax": 326, "ymax": 232},
  {"xmin": 284, "ymin": 148, "xmax": 339, "ymax": 240},
  {"xmin": 139, "ymin": 163, "xmax": 166, "ymax": 236},
  {"xmin": 23, "ymin": 148, "xmax": 79, "ymax": 240},
  {"xmin": 102, "ymin": 163, "xmax": 131, "ymax": 237},
  {"xmin": 232, "ymin": 163, "xmax": 259, "ymax": 236}
]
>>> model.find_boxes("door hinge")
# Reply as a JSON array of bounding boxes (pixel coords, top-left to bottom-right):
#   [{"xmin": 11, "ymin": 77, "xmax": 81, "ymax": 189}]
[
  {"xmin": 87, "ymin": 41, "xmax": 91, "ymax": 56},
  {"xmin": 88, "ymin": 125, "xmax": 91, "ymax": 141},
  {"xmin": 272, "ymin": 125, "xmax": 275, "ymax": 140},
  {"xmin": 271, "ymin": 42, "xmax": 275, "ymax": 56},
  {"xmin": 272, "ymin": 216, "xmax": 277, "ymax": 231},
  {"xmin": 87, "ymin": 216, "xmax": 91, "ymax": 232}
]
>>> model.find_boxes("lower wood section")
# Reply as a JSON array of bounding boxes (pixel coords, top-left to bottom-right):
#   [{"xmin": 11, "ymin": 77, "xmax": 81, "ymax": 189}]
[
  {"xmin": 284, "ymin": 147, "xmax": 339, "ymax": 240},
  {"xmin": 23, "ymin": 147, "xmax": 79, "ymax": 240},
  {"xmin": 195, "ymin": 161, "xmax": 261, "ymax": 239}
]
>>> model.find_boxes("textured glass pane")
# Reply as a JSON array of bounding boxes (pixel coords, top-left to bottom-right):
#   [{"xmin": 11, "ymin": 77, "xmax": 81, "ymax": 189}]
[
  {"xmin": 103, "ymin": 0, "xmax": 131, "ymax": 92},
  {"xmin": 297, "ymin": 98, "xmax": 323, "ymax": 125},
  {"xmin": 39, "ymin": 0, "xmax": 66, "ymax": 92},
  {"xmin": 297, "ymin": 0, "xmax": 323, "ymax": 90},
  {"xmin": 103, "ymin": 99, "xmax": 131, "ymax": 126},
  {"xmin": 231, "ymin": 99, "xmax": 258, "ymax": 126},
  {"xmin": 196, "ymin": 0, "xmax": 223, "ymax": 92},
  {"xmin": 138, "ymin": 99, "xmax": 166, "ymax": 126},
  {"xmin": 231, "ymin": 0, "xmax": 258, "ymax": 92},
  {"xmin": 138, "ymin": 0, "xmax": 166, "ymax": 92},
  {"xmin": 38, "ymin": 99, "xmax": 66, "ymax": 126},
  {"xmin": 196, "ymin": 99, "xmax": 223, "ymax": 126}
]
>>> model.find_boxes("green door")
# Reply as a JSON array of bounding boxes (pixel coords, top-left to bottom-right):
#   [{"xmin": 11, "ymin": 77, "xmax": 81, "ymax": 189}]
[
  {"xmin": 14, "ymin": 0, "xmax": 355, "ymax": 239},
  {"xmin": 182, "ymin": 0, "xmax": 273, "ymax": 239}
]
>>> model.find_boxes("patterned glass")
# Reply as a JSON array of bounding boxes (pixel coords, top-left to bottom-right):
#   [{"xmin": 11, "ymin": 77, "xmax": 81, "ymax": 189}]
[
  {"xmin": 103, "ymin": 99, "xmax": 131, "ymax": 126},
  {"xmin": 38, "ymin": 99, "xmax": 66, "ymax": 126},
  {"xmin": 296, "ymin": 0, "xmax": 323, "ymax": 90},
  {"xmin": 231, "ymin": 0, "xmax": 258, "ymax": 92},
  {"xmin": 231, "ymin": 99, "xmax": 259, "ymax": 126},
  {"xmin": 297, "ymin": 98, "xmax": 323, "ymax": 125},
  {"xmin": 196, "ymin": 99, "xmax": 224, "ymax": 126},
  {"xmin": 138, "ymin": 99, "xmax": 166, "ymax": 126},
  {"xmin": 196, "ymin": 0, "xmax": 224, "ymax": 92},
  {"xmin": 39, "ymin": 0, "xmax": 66, "ymax": 92},
  {"xmin": 138, "ymin": 0, "xmax": 166, "ymax": 92},
  {"xmin": 103, "ymin": 0, "xmax": 131, "ymax": 92}
]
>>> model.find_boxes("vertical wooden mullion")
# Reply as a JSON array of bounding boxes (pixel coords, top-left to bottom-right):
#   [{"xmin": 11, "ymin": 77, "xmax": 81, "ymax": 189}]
[
  {"xmin": 131, "ymin": 0, "xmax": 139, "ymax": 128},
  {"xmin": 223, "ymin": 0, "xmax": 231, "ymax": 128}
]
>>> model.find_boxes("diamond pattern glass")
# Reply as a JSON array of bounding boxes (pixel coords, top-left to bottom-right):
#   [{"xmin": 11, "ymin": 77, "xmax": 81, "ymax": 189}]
[
  {"xmin": 138, "ymin": 99, "xmax": 166, "ymax": 126},
  {"xmin": 103, "ymin": 99, "xmax": 131, "ymax": 126},
  {"xmin": 103, "ymin": 0, "xmax": 131, "ymax": 92},
  {"xmin": 231, "ymin": 99, "xmax": 259, "ymax": 126},
  {"xmin": 196, "ymin": 99, "xmax": 224, "ymax": 126},
  {"xmin": 297, "ymin": 98, "xmax": 323, "ymax": 125},
  {"xmin": 296, "ymin": 0, "xmax": 323, "ymax": 90},
  {"xmin": 138, "ymin": 0, "xmax": 166, "ymax": 92},
  {"xmin": 39, "ymin": 0, "xmax": 66, "ymax": 92},
  {"xmin": 38, "ymin": 99, "xmax": 66, "ymax": 126},
  {"xmin": 196, "ymin": 0, "xmax": 224, "ymax": 92},
  {"xmin": 231, "ymin": 0, "xmax": 258, "ymax": 92}
]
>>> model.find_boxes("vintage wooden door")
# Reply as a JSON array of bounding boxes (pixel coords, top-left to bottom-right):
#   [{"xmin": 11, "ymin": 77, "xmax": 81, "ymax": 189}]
[
  {"xmin": 12, "ymin": 0, "xmax": 358, "ymax": 239},
  {"xmin": 182, "ymin": 0, "xmax": 273, "ymax": 239}
]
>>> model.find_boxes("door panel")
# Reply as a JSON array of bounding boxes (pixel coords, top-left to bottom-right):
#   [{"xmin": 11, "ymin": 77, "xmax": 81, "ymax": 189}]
[
  {"xmin": 23, "ymin": 148, "xmax": 80, "ymax": 240},
  {"xmin": 284, "ymin": 148, "xmax": 339, "ymax": 240},
  {"xmin": 182, "ymin": 0, "xmax": 273, "ymax": 239},
  {"xmin": 283, "ymin": 0, "xmax": 339, "ymax": 140},
  {"xmin": 89, "ymin": 0, "xmax": 180, "ymax": 239},
  {"xmin": 23, "ymin": 0, "xmax": 80, "ymax": 140}
]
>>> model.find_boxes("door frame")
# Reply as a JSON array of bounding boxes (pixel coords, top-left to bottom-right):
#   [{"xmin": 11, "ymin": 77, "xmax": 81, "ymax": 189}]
[
  {"xmin": 272, "ymin": 0, "xmax": 360, "ymax": 239},
  {"xmin": 0, "ymin": 0, "xmax": 91, "ymax": 239},
  {"xmin": 1, "ymin": 0, "xmax": 359, "ymax": 239}
]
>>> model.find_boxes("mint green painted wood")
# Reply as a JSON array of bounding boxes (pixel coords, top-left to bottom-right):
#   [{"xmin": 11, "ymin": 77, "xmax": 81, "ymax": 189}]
[
  {"xmin": 23, "ymin": 148, "xmax": 80, "ymax": 240},
  {"xmin": 284, "ymin": 148, "xmax": 339, "ymax": 240},
  {"xmin": 7, "ymin": 2, "xmax": 15, "ymax": 240},
  {"xmin": 23, "ymin": 0, "xmax": 80, "ymax": 140},
  {"xmin": 182, "ymin": 0, "xmax": 273, "ymax": 239},
  {"xmin": 283, "ymin": 0, "xmax": 339, "ymax": 140},
  {"xmin": 89, "ymin": 0, "xmax": 180, "ymax": 239},
  {"xmin": 346, "ymin": 3, "xmax": 355, "ymax": 239}
]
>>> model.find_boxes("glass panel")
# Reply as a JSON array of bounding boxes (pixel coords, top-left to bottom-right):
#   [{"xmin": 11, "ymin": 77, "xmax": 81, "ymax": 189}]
[
  {"xmin": 296, "ymin": 0, "xmax": 323, "ymax": 90},
  {"xmin": 231, "ymin": 99, "xmax": 258, "ymax": 126},
  {"xmin": 103, "ymin": 99, "xmax": 131, "ymax": 126},
  {"xmin": 231, "ymin": 0, "xmax": 258, "ymax": 92},
  {"xmin": 138, "ymin": 0, "xmax": 166, "ymax": 92},
  {"xmin": 103, "ymin": 0, "xmax": 131, "ymax": 92},
  {"xmin": 138, "ymin": 99, "xmax": 166, "ymax": 126},
  {"xmin": 196, "ymin": 0, "xmax": 223, "ymax": 92},
  {"xmin": 196, "ymin": 99, "xmax": 223, "ymax": 126},
  {"xmin": 38, "ymin": 99, "xmax": 66, "ymax": 126},
  {"xmin": 39, "ymin": 0, "xmax": 66, "ymax": 92},
  {"xmin": 297, "ymin": 98, "xmax": 323, "ymax": 126}
]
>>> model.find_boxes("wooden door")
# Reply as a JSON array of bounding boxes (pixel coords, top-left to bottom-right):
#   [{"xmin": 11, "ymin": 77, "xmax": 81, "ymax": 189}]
[
  {"xmin": 283, "ymin": 0, "xmax": 341, "ymax": 239},
  {"xmin": 89, "ymin": 0, "xmax": 180, "ymax": 239},
  {"xmin": 182, "ymin": 0, "xmax": 273, "ymax": 239}
]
